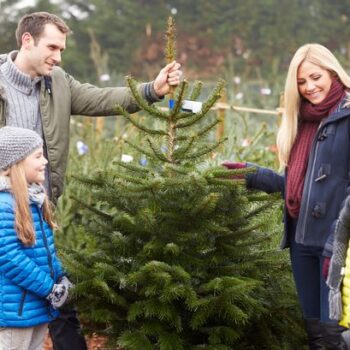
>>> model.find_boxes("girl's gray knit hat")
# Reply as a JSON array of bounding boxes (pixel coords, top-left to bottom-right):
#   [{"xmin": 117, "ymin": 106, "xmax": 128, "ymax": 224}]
[{"xmin": 0, "ymin": 126, "xmax": 43, "ymax": 171}]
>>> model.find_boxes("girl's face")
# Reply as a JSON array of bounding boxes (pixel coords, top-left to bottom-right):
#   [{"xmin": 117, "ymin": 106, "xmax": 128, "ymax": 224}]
[
  {"xmin": 297, "ymin": 60, "xmax": 333, "ymax": 105},
  {"xmin": 22, "ymin": 147, "xmax": 47, "ymax": 184}
]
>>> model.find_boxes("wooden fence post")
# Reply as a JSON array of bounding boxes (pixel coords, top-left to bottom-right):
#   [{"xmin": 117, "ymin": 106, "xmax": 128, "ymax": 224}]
[
  {"xmin": 216, "ymin": 89, "xmax": 227, "ymax": 142},
  {"xmin": 95, "ymin": 118, "xmax": 104, "ymax": 137}
]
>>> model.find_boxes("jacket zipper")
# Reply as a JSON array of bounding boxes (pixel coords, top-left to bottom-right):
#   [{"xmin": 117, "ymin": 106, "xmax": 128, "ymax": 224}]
[
  {"xmin": 18, "ymin": 290, "xmax": 27, "ymax": 316},
  {"xmin": 36, "ymin": 207, "xmax": 54, "ymax": 279},
  {"xmin": 38, "ymin": 82, "xmax": 54, "ymax": 198},
  {"xmin": 37, "ymin": 206, "xmax": 56, "ymax": 318}
]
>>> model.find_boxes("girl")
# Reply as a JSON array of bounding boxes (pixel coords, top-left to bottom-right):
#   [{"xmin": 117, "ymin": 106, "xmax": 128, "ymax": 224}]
[
  {"xmin": 0, "ymin": 126, "xmax": 71, "ymax": 350},
  {"xmin": 224, "ymin": 43, "xmax": 350, "ymax": 348}
]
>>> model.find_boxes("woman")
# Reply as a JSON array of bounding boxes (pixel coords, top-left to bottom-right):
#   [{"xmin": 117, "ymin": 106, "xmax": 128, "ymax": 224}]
[{"xmin": 225, "ymin": 43, "xmax": 350, "ymax": 348}]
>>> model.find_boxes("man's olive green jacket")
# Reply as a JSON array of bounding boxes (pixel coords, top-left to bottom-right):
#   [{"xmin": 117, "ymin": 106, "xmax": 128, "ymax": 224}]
[{"xmin": 0, "ymin": 53, "xmax": 158, "ymax": 202}]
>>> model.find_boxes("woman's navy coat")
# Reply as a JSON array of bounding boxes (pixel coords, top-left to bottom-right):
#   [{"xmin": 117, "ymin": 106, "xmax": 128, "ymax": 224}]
[{"xmin": 246, "ymin": 101, "xmax": 350, "ymax": 256}]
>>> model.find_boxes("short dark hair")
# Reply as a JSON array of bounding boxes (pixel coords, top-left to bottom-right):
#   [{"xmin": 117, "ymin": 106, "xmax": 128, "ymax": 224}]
[{"xmin": 16, "ymin": 12, "xmax": 71, "ymax": 48}]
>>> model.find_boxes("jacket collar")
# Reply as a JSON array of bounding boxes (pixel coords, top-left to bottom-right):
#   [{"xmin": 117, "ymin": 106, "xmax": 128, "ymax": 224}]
[
  {"xmin": 0, "ymin": 51, "xmax": 41, "ymax": 95},
  {"xmin": 0, "ymin": 54, "xmax": 7, "ymax": 66},
  {"xmin": 323, "ymin": 94, "xmax": 350, "ymax": 125}
]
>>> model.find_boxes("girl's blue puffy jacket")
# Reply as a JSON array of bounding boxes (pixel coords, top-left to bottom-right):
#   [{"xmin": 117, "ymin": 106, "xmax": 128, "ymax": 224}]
[{"xmin": 0, "ymin": 192, "xmax": 63, "ymax": 327}]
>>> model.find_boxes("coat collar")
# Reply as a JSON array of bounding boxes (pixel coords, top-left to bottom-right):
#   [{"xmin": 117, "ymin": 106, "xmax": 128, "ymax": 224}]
[{"xmin": 322, "ymin": 95, "xmax": 350, "ymax": 126}]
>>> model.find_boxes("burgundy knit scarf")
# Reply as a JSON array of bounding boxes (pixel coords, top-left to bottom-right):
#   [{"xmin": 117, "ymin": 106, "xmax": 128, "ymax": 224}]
[{"xmin": 286, "ymin": 78, "xmax": 346, "ymax": 218}]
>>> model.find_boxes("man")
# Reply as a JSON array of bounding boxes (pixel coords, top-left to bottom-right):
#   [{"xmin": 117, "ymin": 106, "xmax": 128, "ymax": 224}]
[{"xmin": 0, "ymin": 11, "xmax": 182, "ymax": 350}]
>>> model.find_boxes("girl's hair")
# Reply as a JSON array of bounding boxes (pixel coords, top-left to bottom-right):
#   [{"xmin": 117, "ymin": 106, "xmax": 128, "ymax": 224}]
[
  {"xmin": 277, "ymin": 43, "xmax": 350, "ymax": 168},
  {"xmin": 8, "ymin": 161, "xmax": 57, "ymax": 245}
]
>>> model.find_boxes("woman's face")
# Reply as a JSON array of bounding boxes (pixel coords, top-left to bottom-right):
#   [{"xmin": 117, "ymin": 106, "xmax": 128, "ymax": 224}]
[{"xmin": 297, "ymin": 61, "xmax": 333, "ymax": 105}]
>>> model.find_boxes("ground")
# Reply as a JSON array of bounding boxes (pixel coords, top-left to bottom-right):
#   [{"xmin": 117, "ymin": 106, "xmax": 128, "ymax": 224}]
[{"xmin": 44, "ymin": 332, "xmax": 112, "ymax": 350}]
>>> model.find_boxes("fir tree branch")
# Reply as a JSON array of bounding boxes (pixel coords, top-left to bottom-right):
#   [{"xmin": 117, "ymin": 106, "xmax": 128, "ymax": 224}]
[
  {"xmin": 233, "ymin": 234, "xmax": 272, "ymax": 248},
  {"xmin": 175, "ymin": 80, "xmax": 189, "ymax": 102},
  {"xmin": 172, "ymin": 137, "xmax": 196, "ymax": 159},
  {"xmin": 170, "ymin": 80, "xmax": 187, "ymax": 118},
  {"xmin": 190, "ymin": 193, "xmax": 220, "ymax": 216},
  {"xmin": 174, "ymin": 134, "xmax": 194, "ymax": 141},
  {"xmin": 173, "ymin": 119, "xmax": 220, "ymax": 141},
  {"xmin": 244, "ymin": 202, "xmax": 277, "ymax": 220},
  {"xmin": 165, "ymin": 16, "xmax": 176, "ymax": 64},
  {"xmin": 205, "ymin": 178, "xmax": 246, "ymax": 187},
  {"xmin": 196, "ymin": 119, "xmax": 221, "ymax": 138},
  {"xmin": 70, "ymin": 195, "xmax": 113, "ymax": 220},
  {"xmin": 115, "ymin": 105, "xmax": 168, "ymax": 136},
  {"xmin": 247, "ymin": 192, "xmax": 281, "ymax": 202},
  {"xmin": 124, "ymin": 139, "xmax": 156, "ymax": 160},
  {"xmin": 126, "ymin": 76, "xmax": 169, "ymax": 120},
  {"xmin": 180, "ymin": 139, "xmax": 227, "ymax": 160},
  {"xmin": 118, "ymin": 330, "xmax": 154, "ymax": 350},
  {"xmin": 204, "ymin": 222, "xmax": 232, "ymax": 235},
  {"xmin": 162, "ymin": 163, "xmax": 192, "ymax": 175},
  {"xmin": 113, "ymin": 160, "xmax": 150, "ymax": 174},
  {"xmin": 189, "ymin": 81, "xmax": 203, "ymax": 101},
  {"xmin": 175, "ymin": 79, "xmax": 223, "ymax": 127},
  {"xmin": 147, "ymin": 138, "xmax": 172, "ymax": 163},
  {"xmin": 216, "ymin": 224, "xmax": 264, "ymax": 241},
  {"xmin": 203, "ymin": 166, "xmax": 256, "ymax": 179},
  {"xmin": 166, "ymin": 79, "xmax": 188, "ymax": 163},
  {"xmin": 126, "ymin": 183, "xmax": 162, "ymax": 193},
  {"xmin": 165, "ymin": 16, "xmax": 177, "ymax": 99},
  {"xmin": 202, "ymin": 78, "xmax": 226, "ymax": 111},
  {"xmin": 70, "ymin": 174, "xmax": 108, "ymax": 189},
  {"xmin": 116, "ymin": 173, "xmax": 148, "ymax": 185},
  {"xmin": 176, "ymin": 112, "xmax": 207, "ymax": 129},
  {"xmin": 174, "ymin": 111, "xmax": 195, "ymax": 121}
]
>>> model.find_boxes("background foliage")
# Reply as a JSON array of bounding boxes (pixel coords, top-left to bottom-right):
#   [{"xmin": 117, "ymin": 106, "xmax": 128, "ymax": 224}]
[{"xmin": 1, "ymin": 0, "xmax": 350, "ymax": 84}]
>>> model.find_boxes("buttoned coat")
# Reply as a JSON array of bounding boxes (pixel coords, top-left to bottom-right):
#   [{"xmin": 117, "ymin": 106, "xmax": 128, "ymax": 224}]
[{"xmin": 246, "ymin": 100, "xmax": 350, "ymax": 256}]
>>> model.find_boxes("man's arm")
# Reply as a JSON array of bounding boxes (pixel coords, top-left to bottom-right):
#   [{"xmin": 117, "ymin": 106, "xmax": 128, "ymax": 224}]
[{"xmin": 65, "ymin": 61, "xmax": 182, "ymax": 117}]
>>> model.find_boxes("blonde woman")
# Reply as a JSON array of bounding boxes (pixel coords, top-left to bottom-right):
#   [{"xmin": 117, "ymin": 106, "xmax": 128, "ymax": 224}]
[
  {"xmin": 224, "ymin": 43, "xmax": 350, "ymax": 348},
  {"xmin": 0, "ymin": 127, "xmax": 71, "ymax": 350}
]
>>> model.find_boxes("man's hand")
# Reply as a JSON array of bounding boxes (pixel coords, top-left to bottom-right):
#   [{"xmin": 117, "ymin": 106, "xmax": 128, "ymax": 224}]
[{"xmin": 153, "ymin": 60, "xmax": 182, "ymax": 97}]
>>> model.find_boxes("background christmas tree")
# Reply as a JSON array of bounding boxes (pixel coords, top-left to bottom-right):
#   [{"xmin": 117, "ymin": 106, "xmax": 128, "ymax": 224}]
[{"xmin": 59, "ymin": 18, "xmax": 306, "ymax": 350}]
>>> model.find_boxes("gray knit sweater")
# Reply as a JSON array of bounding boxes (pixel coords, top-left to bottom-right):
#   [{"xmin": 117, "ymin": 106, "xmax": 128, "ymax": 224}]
[
  {"xmin": 0, "ymin": 51, "xmax": 49, "ymax": 190},
  {"xmin": 327, "ymin": 195, "xmax": 350, "ymax": 320},
  {"xmin": 0, "ymin": 51, "xmax": 42, "ymax": 135}
]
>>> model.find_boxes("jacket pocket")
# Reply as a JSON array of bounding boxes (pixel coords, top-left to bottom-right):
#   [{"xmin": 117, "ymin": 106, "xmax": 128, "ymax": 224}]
[{"xmin": 18, "ymin": 290, "xmax": 27, "ymax": 317}]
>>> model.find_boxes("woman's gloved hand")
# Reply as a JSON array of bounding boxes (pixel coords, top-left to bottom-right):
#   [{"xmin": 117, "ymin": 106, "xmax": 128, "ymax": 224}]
[
  {"xmin": 221, "ymin": 161, "xmax": 246, "ymax": 170},
  {"xmin": 221, "ymin": 161, "xmax": 247, "ymax": 179}
]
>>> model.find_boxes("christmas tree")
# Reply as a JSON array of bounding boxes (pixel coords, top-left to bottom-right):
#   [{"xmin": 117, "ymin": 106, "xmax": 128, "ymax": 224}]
[{"xmin": 60, "ymin": 18, "xmax": 305, "ymax": 350}]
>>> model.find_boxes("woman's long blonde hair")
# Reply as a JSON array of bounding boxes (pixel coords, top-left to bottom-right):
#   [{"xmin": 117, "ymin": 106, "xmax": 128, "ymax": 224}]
[
  {"xmin": 8, "ymin": 161, "xmax": 56, "ymax": 245},
  {"xmin": 277, "ymin": 43, "xmax": 350, "ymax": 168}
]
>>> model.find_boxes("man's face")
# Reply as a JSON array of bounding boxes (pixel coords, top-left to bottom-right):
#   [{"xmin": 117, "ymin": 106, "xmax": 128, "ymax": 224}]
[{"xmin": 24, "ymin": 23, "xmax": 66, "ymax": 77}]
